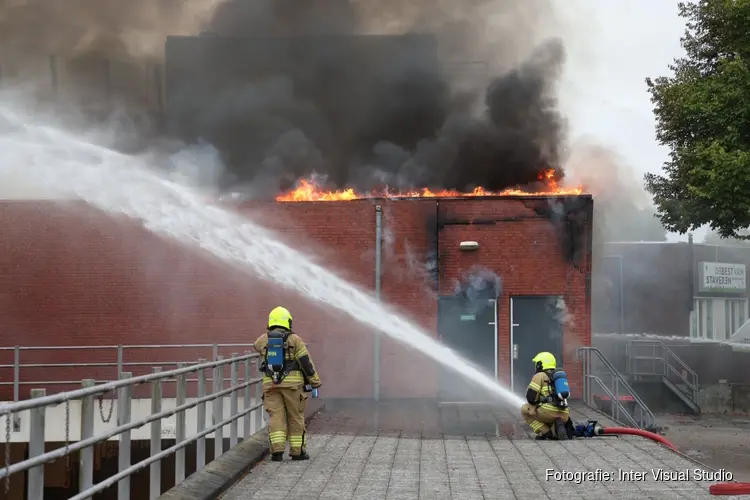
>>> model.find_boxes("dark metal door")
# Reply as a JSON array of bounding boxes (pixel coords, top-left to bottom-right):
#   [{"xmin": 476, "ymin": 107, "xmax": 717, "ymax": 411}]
[
  {"xmin": 437, "ymin": 297, "xmax": 497, "ymax": 402},
  {"xmin": 511, "ymin": 296, "xmax": 564, "ymax": 394}
]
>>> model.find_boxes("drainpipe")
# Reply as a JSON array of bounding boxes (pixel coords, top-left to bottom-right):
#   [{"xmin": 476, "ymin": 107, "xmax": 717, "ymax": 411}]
[
  {"xmin": 374, "ymin": 205, "xmax": 382, "ymax": 401},
  {"xmin": 688, "ymin": 233, "xmax": 695, "ymax": 313}
]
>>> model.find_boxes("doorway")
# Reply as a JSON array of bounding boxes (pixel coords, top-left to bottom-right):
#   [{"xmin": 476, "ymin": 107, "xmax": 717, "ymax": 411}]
[
  {"xmin": 437, "ymin": 296, "xmax": 497, "ymax": 402},
  {"xmin": 510, "ymin": 296, "xmax": 564, "ymax": 394}
]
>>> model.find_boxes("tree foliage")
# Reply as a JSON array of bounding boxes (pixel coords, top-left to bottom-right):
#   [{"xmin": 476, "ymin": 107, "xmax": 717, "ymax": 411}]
[{"xmin": 645, "ymin": 0, "xmax": 750, "ymax": 239}]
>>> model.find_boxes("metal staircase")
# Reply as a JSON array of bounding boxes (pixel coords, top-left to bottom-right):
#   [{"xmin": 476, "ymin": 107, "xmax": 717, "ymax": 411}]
[
  {"xmin": 624, "ymin": 340, "xmax": 700, "ymax": 414},
  {"xmin": 578, "ymin": 346, "xmax": 656, "ymax": 429}
]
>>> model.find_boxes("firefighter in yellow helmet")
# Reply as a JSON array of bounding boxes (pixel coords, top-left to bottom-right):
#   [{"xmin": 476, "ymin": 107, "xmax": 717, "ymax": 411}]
[
  {"xmin": 520, "ymin": 351, "xmax": 572, "ymax": 440},
  {"xmin": 254, "ymin": 306, "xmax": 321, "ymax": 461}
]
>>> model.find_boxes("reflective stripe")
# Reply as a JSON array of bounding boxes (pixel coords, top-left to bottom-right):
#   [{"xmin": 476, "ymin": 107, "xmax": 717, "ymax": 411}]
[
  {"xmin": 295, "ymin": 345, "xmax": 309, "ymax": 358},
  {"xmin": 529, "ymin": 421, "xmax": 545, "ymax": 431},
  {"xmin": 540, "ymin": 403, "xmax": 570, "ymax": 414},
  {"xmin": 528, "ymin": 382, "xmax": 541, "ymax": 391},
  {"xmin": 268, "ymin": 430, "xmax": 287, "ymax": 444}
]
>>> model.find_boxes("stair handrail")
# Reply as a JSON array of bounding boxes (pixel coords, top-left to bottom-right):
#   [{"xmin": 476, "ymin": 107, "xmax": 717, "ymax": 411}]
[
  {"xmin": 628, "ymin": 340, "xmax": 699, "ymax": 394},
  {"xmin": 583, "ymin": 374, "xmax": 646, "ymax": 428},
  {"xmin": 577, "ymin": 346, "xmax": 656, "ymax": 429},
  {"xmin": 664, "ymin": 362, "xmax": 700, "ymax": 403}
]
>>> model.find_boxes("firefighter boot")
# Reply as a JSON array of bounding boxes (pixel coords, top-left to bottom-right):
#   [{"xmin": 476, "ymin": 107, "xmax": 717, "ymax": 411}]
[
  {"xmin": 271, "ymin": 452, "xmax": 284, "ymax": 462},
  {"xmin": 565, "ymin": 418, "xmax": 576, "ymax": 439},
  {"xmin": 535, "ymin": 431, "xmax": 555, "ymax": 440},
  {"xmin": 291, "ymin": 451, "xmax": 310, "ymax": 461},
  {"xmin": 554, "ymin": 418, "xmax": 568, "ymax": 440}
]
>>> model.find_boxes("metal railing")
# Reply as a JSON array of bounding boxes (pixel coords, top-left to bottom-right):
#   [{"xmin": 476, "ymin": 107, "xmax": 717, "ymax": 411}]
[
  {"xmin": 625, "ymin": 340, "xmax": 699, "ymax": 405},
  {"xmin": 578, "ymin": 347, "xmax": 656, "ymax": 429},
  {"xmin": 0, "ymin": 342, "xmax": 254, "ymax": 396},
  {"xmin": 0, "ymin": 351, "xmax": 266, "ymax": 500}
]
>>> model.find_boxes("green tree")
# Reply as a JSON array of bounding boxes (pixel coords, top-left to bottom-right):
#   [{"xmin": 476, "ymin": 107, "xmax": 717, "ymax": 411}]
[{"xmin": 645, "ymin": 0, "xmax": 750, "ymax": 239}]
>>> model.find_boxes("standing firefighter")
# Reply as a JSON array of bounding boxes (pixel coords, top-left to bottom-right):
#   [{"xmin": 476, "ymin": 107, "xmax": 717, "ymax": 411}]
[
  {"xmin": 254, "ymin": 306, "xmax": 321, "ymax": 461},
  {"xmin": 521, "ymin": 351, "xmax": 572, "ymax": 440}
]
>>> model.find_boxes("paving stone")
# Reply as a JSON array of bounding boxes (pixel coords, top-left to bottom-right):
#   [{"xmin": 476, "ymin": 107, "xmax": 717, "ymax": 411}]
[{"xmin": 219, "ymin": 403, "xmax": 720, "ymax": 500}]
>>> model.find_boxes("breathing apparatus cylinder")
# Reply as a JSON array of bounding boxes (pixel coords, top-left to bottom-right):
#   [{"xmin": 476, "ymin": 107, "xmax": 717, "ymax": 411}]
[{"xmin": 551, "ymin": 370, "xmax": 570, "ymax": 407}]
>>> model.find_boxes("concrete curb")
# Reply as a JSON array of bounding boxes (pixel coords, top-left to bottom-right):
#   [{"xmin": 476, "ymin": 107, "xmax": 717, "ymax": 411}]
[{"xmin": 157, "ymin": 401, "xmax": 325, "ymax": 500}]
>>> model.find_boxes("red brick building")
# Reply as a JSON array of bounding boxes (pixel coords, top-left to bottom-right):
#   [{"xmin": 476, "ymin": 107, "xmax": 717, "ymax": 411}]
[{"xmin": 0, "ymin": 196, "xmax": 593, "ymax": 400}]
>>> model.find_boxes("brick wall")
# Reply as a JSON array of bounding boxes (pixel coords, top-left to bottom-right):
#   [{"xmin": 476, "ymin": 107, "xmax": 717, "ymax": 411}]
[
  {"xmin": 437, "ymin": 199, "xmax": 591, "ymax": 395},
  {"xmin": 0, "ymin": 196, "xmax": 592, "ymax": 399}
]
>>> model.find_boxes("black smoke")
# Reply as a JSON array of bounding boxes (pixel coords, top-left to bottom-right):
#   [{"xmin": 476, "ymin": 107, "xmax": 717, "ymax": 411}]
[
  {"xmin": 168, "ymin": 0, "xmax": 567, "ymax": 196},
  {"xmin": 0, "ymin": 0, "xmax": 568, "ymax": 196}
]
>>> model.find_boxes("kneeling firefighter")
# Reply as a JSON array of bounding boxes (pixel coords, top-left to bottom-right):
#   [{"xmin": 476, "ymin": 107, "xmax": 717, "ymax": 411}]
[
  {"xmin": 520, "ymin": 352, "xmax": 574, "ymax": 440},
  {"xmin": 254, "ymin": 306, "xmax": 322, "ymax": 461}
]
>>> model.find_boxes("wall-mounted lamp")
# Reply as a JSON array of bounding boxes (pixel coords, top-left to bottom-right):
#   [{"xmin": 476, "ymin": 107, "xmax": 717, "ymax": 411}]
[{"xmin": 459, "ymin": 241, "xmax": 479, "ymax": 251}]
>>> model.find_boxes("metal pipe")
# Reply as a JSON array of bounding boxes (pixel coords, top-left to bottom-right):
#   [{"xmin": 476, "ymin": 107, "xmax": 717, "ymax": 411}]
[
  {"xmin": 243, "ymin": 353, "xmax": 251, "ymax": 439},
  {"xmin": 150, "ymin": 368, "xmax": 163, "ymax": 500},
  {"xmin": 79, "ymin": 380, "xmax": 96, "ymax": 494},
  {"xmin": 213, "ymin": 356, "xmax": 224, "ymax": 458},
  {"xmin": 374, "ymin": 205, "xmax": 382, "ymax": 401},
  {"xmin": 175, "ymin": 363, "xmax": 187, "ymax": 484},
  {"xmin": 229, "ymin": 354, "xmax": 239, "ymax": 448},
  {"xmin": 27, "ymin": 389, "xmax": 46, "ymax": 500},
  {"xmin": 196, "ymin": 359, "xmax": 207, "ymax": 470},
  {"xmin": 117, "ymin": 372, "xmax": 133, "ymax": 500},
  {"xmin": 13, "ymin": 346, "xmax": 19, "ymax": 403}
]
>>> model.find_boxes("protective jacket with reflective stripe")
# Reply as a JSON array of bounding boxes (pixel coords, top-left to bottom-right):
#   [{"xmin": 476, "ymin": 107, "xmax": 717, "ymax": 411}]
[{"xmin": 527, "ymin": 371, "xmax": 570, "ymax": 414}]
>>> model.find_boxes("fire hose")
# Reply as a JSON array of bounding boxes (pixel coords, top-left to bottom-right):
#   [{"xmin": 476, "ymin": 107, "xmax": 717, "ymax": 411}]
[
  {"xmin": 572, "ymin": 421, "xmax": 675, "ymax": 449},
  {"xmin": 573, "ymin": 421, "xmax": 750, "ymax": 495}
]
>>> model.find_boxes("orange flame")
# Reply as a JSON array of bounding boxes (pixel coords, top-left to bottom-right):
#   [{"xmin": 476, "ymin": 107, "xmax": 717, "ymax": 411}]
[{"xmin": 276, "ymin": 169, "xmax": 584, "ymax": 202}]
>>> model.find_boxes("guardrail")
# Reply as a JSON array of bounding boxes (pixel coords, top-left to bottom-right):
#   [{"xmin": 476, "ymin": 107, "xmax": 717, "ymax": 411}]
[
  {"xmin": 578, "ymin": 346, "xmax": 656, "ymax": 429},
  {"xmin": 0, "ymin": 351, "xmax": 266, "ymax": 500},
  {"xmin": 625, "ymin": 340, "xmax": 699, "ymax": 404},
  {"xmin": 0, "ymin": 343, "xmax": 255, "ymax": 396}
]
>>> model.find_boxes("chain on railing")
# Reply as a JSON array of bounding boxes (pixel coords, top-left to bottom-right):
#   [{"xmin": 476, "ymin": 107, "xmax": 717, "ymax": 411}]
[
  {"xmin": 0, "ymin": 351, "xmax": 267, "ymax": 500},
  {"xmin": 578, "ymin": 346, "xmax": 656, "ymax": 429}
]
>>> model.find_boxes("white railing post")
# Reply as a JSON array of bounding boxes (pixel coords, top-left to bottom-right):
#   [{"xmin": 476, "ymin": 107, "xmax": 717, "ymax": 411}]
[
  {"xmin": 27, "ymin": 388, "xmax": 46, "ymax": 500},
  {"xmin": 175, "ymin": 363, "xmax": 187, "ymax": 484},
  {"xmin": 149, "ymin": 367, "xmax": 162, "ymax": 500},
  {"xmin": 254, "ymin": 358, "xmax": 263, "ymax": 431},
  {"xmin": 196, "ymin": 359, "xmax": 207, "ymax": 470},
  {"xmin": 213, "ymin": 355, "xmax": 224, "ymax": 458},
  {"xmin": 79, "ymin": 380, "xmax": 96, "ymax": 493},
  {"xmin": 229, "ymin": 353, "xmax": 239, "ymax": 448},
  {"xmin": 117, "ymin": 345, "xmax": 124, "ymax": 379},
  {"xmin": 117, "ymin": 372, "xmax": 132, "ymax": 500},
  {"xmin": 243, "ymin": 353, "xmax": 252, "ymax": 438}
]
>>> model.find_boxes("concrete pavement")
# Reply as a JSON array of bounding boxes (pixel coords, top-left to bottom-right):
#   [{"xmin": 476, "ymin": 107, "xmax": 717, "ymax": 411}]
[{"xmin": 220, "ymin": 401, "xmax": 746, "ymax": 500}]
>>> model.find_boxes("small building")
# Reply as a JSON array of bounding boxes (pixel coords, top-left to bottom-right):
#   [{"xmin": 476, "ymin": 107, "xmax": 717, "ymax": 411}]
[
  {"xmin": 0, "ymin": 197, "xmax": 593, "ymax": 401},
  {"xmin": 594, "ymin": 240, "xmax": 749, "ymax": 340}
]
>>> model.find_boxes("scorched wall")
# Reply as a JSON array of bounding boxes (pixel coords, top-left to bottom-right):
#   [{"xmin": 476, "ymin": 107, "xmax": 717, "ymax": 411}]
[{"xmin": 0, "ymin": 196, "xmax": 592, "ymax": 400}]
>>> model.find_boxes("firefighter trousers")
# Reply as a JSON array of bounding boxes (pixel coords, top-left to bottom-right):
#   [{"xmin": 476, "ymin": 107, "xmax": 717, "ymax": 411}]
[
  {"xmin": 263, "ymin": 386, "xmax": 308, "ymax": 455},
  {"xmin": 521, "ymin": 403, "xmax": 569, "ymax": 437}
]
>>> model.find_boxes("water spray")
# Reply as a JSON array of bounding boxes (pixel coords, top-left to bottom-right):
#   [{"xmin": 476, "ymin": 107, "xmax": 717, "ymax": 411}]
[{"xmin": 0, "ymin": 102, "xmax": 526, "ymax": 409}]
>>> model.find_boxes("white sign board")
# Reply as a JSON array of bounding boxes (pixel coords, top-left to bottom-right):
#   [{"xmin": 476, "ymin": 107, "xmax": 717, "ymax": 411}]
[{"xmin": 699, "ymin": 262, "xmax": 746, "ymax": 292}]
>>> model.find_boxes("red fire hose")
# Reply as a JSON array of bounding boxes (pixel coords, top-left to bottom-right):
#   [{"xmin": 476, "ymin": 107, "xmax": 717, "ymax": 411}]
[
  {"xmin": 600, "ymin": 427, "xmax": 677, "ymax": 451},
  {"xmin": 599, "ymin": 427, "xmax": 750, "ymax": 495},
  {"xmin": 708, "ymin": 483, "xmax": 750, "ymax": 495}
]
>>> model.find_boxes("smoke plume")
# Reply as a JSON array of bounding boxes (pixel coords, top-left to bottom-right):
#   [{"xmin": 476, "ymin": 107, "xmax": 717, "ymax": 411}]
[
  {"xmin": 563, "ymin": 138, "xmax": 667, "ymax": 243},
  {"xmin": 0, "ymin": 0, "xmax": 569, "ymax": 196}
]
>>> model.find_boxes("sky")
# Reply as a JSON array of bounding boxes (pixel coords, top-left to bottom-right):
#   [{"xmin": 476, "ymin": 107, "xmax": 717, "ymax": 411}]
[{"xmin": 555, "ymin": 1, "xmax": 698, "ymax": 242}]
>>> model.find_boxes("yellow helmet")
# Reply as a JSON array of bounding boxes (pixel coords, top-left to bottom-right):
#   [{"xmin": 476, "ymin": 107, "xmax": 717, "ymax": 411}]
[
  {"xmin": 532, "ymin": 352, "xmax": 556, "ymax": 371},
  {"xmin": 268, "ymin": 306, "xmax": 293, "ymax": 330}
]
